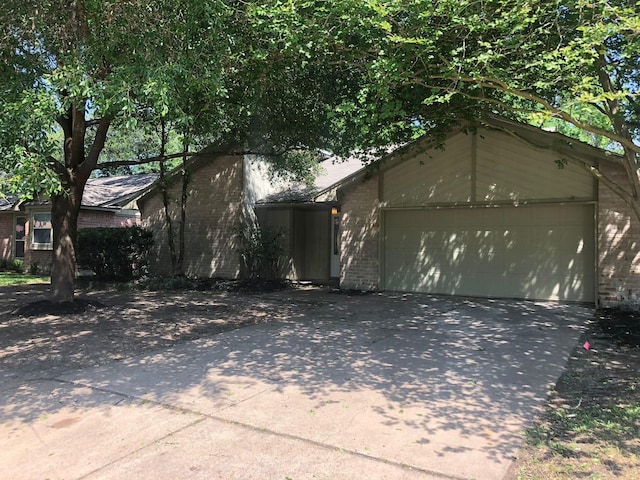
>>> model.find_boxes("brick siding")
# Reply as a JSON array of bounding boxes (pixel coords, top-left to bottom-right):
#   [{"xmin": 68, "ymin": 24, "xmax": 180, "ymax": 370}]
[
  {"xmin": 0, "ymin": 214, "xmax": 13, "ymax": 260},
  {"xmin": 597, "ymin": 162, "xmax": 640, "ymax": 307},
  {"xmin": 339, "ymin": 176, "xmax": 380, "ymax": 290},
  {"xmin": 78, "ymin": 210, "xmax": 139, "ymax": 229},
  {"xmin": 140, "ymin": 154, "xmax": 244, "ymax": 278}
]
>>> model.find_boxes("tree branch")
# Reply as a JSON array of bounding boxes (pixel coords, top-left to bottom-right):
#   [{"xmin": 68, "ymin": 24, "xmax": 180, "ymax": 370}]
[
  {"xmin": 80, "ymin": 116, "xmax": 111, "ymax": 178},
  {"xmin": 423, "ymin": 73, "xmax": 640, "ymax": 156},
  {"xmin": 98, "ymin": 151, "xmax": 197, "ymax": 168},
  {"xmin": 46, "ymin": 156, "xmax": 67, "ymax": 178},
  {"xmin": 596, "ymin": 55, "xmax": 640, "ymax": 199},
  {"xmin": 585, "ymin": 163, "xmax": 637, "ymax": 212},
  {"xmin": 69, "ymin": 104, "xmax": 86, "ymax": 168}
]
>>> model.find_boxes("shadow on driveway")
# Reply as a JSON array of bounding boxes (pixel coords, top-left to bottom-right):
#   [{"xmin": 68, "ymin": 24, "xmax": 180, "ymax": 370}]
[{"xmin": 0, "ymin": 287, "xmax": 592, "ymax": 479}]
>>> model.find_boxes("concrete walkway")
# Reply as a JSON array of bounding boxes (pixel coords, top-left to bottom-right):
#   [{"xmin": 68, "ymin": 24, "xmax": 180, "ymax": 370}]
[{"xmin": 0, "ymin": 293, "xmax": 592, "ymax": 479}]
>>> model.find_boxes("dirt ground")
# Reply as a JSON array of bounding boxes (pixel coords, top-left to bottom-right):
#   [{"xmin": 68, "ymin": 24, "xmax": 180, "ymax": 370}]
[
  {"xmin": 0, "ymin": 283, "xmax": 312, "ymax": 379},
  {"xmin": 2, "ymin": 283, "xmax": 639, "ymax": 479}
]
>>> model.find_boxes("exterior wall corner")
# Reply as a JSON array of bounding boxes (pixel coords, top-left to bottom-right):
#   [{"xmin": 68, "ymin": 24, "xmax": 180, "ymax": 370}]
[
  {"xmin": 597, "ymin": 162, "xmax": 640, "ymax": 309},
  {"xmin": 339, "ymin": 176, "xmax": 380, "ymax": 291}
]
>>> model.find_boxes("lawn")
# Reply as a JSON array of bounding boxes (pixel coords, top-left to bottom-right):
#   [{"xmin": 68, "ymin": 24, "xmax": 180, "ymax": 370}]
[
  {"xmin": 510, "ymin": 309, "xmax": 640, "ymax": 479},
  {"xmin": 0, "ymin": 272, "xmax": 50, "ymax": 286}
]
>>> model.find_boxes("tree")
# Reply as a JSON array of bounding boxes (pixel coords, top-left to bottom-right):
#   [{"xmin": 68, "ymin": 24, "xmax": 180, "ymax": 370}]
[
  {"xmin": 0, "ymin": 1, "xmax": 361, "ymax": 302},
  {"xmin": 0, "ymin": 1, "xmax": 232, "ymax": 302},
  {"xmin": 371, "ymin": 0, "xmax": 640, "ymax": 217},
  {"xmin": 258, "ymin": 1, "xmax": 638, "ymax": 215}
]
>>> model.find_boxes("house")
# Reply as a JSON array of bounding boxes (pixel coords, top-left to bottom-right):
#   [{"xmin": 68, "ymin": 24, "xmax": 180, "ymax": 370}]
[
  {"xmin": 0, "ymin": 173, "xmax": 157, "ymax": 269},
  {"xmin": 333, "ymin": 116, "xmax": 634, "ymax": 307},
  {"xmin": 139, "ymin": 117, "xmax": 638, "ymax": 307},
  {"xmin": 137, "ymin": 147, "xmax": 362, "ymax": 279}
]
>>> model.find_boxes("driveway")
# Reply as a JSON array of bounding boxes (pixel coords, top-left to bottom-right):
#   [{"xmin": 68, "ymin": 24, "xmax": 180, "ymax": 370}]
[{"xmin": 0, "ymin": 287, "xmax": 592, "ymax": 479}]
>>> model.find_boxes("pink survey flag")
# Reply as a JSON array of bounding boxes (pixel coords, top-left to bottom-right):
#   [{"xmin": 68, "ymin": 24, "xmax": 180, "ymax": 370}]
[{"xmin": 583, "ymin": 340, "xmax": 591, "ymax": 350}]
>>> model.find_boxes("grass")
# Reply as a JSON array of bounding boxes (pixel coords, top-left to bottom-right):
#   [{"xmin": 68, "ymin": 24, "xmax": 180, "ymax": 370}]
[
  {"xmin": 516, "ymin": 402, "xmax": 640, "ymax": 478},
  {"xmin": 0, "ymin": 271, "xmax": 50, "ymax": 286},
  {"xmin": 511, "ymin": 309, "xmax": 640, "ymax": 480}
]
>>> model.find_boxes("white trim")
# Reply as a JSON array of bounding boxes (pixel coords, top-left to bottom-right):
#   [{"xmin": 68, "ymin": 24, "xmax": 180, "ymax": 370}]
[{"xmin": 30, "ymin": 211, "xmax": 53, "ymax": 251}]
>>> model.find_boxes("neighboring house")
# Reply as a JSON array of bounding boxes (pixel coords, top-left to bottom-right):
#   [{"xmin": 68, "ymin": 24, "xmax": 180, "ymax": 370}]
[
  {"xmin": 139, "ymin": 116, "xmax": 638, "ymax": 307},
  {"xmin": 0, "ymin": 173, "xmax": 157, "ymax": 268}
]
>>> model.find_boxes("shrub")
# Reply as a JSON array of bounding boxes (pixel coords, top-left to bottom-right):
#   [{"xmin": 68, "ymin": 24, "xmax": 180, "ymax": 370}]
[
  {"xmin": 77, "ymin": 226, "xmax": 153, "ymax": 280},
  {"xmin": 29, "ymin": 261, "xmax": 40, "ymax": 275},
  {"xmin": 9, "ymin": 259, "xmax": 24, "ymax": 273},
  {"xmin": 237, "ymin": 224, "xmax": 286, "ymax": 280}
]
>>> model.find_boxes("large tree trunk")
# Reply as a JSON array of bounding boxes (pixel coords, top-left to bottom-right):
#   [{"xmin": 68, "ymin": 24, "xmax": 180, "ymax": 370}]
[{"xmin": 50, "ymin": 182, "xmax": 85, "ymax": 303}]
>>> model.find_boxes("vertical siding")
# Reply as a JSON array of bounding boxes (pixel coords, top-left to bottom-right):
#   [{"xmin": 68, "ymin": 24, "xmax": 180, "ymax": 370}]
[
  {"xmin": 381, "ymin": 129, "xmax": 595, "ymax": 207},
  {"xmin": 301, "ymin": 209, "xmax": 331, "ymax": 280},
  {"xmin": 256, "ymin": 207, "xmax": 295, "ymax": 278},
  {"xmin": 475, "ymin": 129, "xmax": 595, "ymax": 202},
  {"xmin": 382, "ymin": 137, "xmax": 472, "ymax": 206}
]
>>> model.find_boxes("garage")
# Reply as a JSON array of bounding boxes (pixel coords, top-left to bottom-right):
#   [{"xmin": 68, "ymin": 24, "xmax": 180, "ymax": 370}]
[
  {"xmin": 382, "ymin": 204, "xmax": 595, "ymax": 302},
  {"xmin": 338, "ymin": 120, "xmax": 602, "ymax": 302}
]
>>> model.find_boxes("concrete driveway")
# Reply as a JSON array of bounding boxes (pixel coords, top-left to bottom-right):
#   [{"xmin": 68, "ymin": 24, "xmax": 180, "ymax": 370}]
[{"xmin": 0, "ymin": 290, "xmax": 592, "ymax": 479}]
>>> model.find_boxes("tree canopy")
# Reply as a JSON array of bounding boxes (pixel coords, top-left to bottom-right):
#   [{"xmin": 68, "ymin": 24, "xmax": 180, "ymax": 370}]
[
  {"xmin": 370, "ymin": 0, "xmax": 640, "ymax": 212},
  {"xmin": 1, "ymin": 0, "xmax": 639, "ymax": 301},
  {"xmin": 0, "ymin": 0, "xmax": 363, "ymax": 301},
  {"xmin": 257, "ymin": 0, "xmax": 639, "ymax": 211}
]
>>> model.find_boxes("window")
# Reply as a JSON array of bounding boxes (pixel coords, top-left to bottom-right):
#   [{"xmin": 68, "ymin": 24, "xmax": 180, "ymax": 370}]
[
  {"xmin": 32, "ymin": 212, "xmax": 52, "ymax": 248},
  {"xmin": 15, "ymin": 216, "xmax": 26, "ymax": 258}
]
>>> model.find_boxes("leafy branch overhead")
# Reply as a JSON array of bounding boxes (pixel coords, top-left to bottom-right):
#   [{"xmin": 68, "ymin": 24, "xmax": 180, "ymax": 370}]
[
  {"xmin": 0, "ymin": 0, "xmax": 365, "ymax": 302},
  {"xmin": 256, "ymin": 0, "xmax": 639, "ymax": 215}
]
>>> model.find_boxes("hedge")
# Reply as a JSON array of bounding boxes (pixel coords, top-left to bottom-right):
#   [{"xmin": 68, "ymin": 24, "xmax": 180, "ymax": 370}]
[{"xmin": 77, "ymin": 226, "xmax": 153, "ymax": 280}]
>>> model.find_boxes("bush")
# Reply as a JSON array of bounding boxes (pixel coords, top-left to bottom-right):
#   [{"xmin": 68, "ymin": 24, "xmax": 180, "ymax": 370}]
[
  {"xmin": 77, "ymin": 226, "xmax": 154, "ymax": 280},
  {"xmin": 9, "ymin": 259, "xmax": 24, "ymax": 273},
  {"xmin": 237, "ymin": 224, "xmax": 286, "ymax": 280}
]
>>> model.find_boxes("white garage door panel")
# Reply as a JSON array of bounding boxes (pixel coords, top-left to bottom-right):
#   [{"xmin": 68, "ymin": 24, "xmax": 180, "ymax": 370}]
[{"xmin": 383, "ymin": 205, "xmax": 595, "ymax": 302}]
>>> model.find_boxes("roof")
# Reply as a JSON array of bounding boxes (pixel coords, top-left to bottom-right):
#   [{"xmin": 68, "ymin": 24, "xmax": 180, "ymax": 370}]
[
  {"xmin": 0, "ymin": 194, "xmax": 20, "ymax": 212},
  {"xmin": 0, "ymin": 174, "xmax": 157, "ymax": 212},
  {"xmin": 81, "ymin": 173, "xmax": 158, "ymax": 208},
  {"xmin": 257, "ymin": 156, "xmax": 365, "ymax": 204}
]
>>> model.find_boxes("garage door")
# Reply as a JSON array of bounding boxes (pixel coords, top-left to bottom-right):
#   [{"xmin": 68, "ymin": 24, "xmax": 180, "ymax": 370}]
[{"xmin": 383, "ymin": 204, "xmax": 595, "ymax": 302}]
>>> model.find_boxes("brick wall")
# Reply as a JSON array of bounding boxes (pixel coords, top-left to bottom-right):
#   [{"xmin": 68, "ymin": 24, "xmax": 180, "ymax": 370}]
[
  {"xmin": 78, "ymin": 210, "xmax": 140, "ymax": 229},
  {"xmin": 0, "ymin": 214, "xmax": 13, "ymax": 261},
  {"xmin": 24, "ymin": 249, "xmax": 51, "ymax": 268},
  {"xmin": 597, "ymin": 162, "xmax": 640, "ymax": 307},
  {"xmin": 140, "ymin": 154, "xmax": 244, "ymax": 278},
  {"xmin": 339, "ymin": 176, "xmax": 380, "ymax": 290}
]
